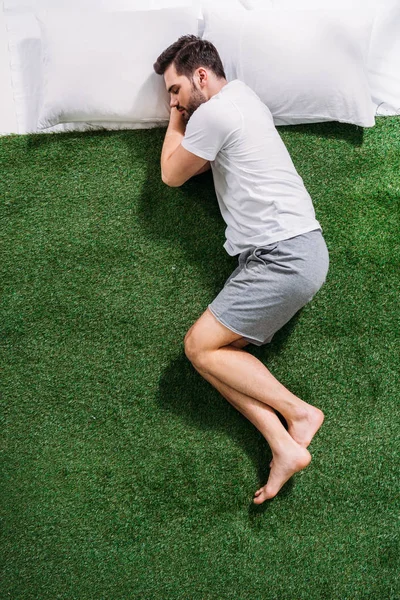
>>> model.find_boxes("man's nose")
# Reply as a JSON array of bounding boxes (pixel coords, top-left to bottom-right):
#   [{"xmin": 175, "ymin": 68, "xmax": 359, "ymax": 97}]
[{"xmin": 170, "ymin": 97, "xmax": 178, "ymax": 108}]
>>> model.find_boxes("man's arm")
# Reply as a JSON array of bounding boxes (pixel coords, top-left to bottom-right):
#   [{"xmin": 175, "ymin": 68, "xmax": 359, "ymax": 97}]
[
  {"xmin": 161, "ymin": 107, "xmax": 185, "ymax": 181},
  {"xmin": 161, "ymin": 108, "xmax": 209, "ymax": 187}
]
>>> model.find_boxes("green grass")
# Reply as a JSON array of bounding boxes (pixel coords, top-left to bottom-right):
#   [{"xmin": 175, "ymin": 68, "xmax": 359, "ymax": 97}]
[{"xmin": 1, "ymin": 117, "xmax": 399, "ymax": 599}]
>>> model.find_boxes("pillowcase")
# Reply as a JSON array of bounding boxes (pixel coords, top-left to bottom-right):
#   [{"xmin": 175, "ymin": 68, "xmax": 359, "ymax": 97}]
[
  {"xmin": 242, "ymin": 0, "xmax": 400, "ymax": 116},
  {"xmin": 4, "ymin": 0, "xmax": 198, "ymax": 13},
  {"xmin": 202, "ymin": 8, "xmax": 376, "ymax": 127},
  {"xmin": 5, "ymin": 0, "xmax": 200, "ymax": 134},
  {"xmin": 197, "ymin": 0, "xmax": 246, "ymax": 36},
  {"xmin": 367, "ymin": 0, "xmax": 400, "ymax": 115},
  {"xmin": 35, "ymin": 7, "xmax": 199, "ymax": 130},
  {"xmin": 245, "ymin": 0, "xmax": 377, "ymax": 7},
  {"xmin": 237, "ymin": 0, "xmax": 273, "ymax": 8},
  {"xmin": 4, "ymin": 0, "xmax": 246, "ymax": 134}
]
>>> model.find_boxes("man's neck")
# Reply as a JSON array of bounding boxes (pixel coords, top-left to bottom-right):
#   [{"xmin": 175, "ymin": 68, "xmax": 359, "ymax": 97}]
[{"xmin": 206, "ymin": 78, "xmax": 228, "ymax": 101}]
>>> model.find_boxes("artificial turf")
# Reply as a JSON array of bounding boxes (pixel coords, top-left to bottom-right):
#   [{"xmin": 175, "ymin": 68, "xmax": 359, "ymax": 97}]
[{"xmin": 1, "ymin": 117, "xmax": 399, "ymax": 599}]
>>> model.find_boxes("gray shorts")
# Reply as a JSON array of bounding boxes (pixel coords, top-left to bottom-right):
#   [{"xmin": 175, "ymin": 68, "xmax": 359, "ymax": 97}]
[{"xmin": 208, "ymin": 229, "xmax": 329, "ymax": 346}]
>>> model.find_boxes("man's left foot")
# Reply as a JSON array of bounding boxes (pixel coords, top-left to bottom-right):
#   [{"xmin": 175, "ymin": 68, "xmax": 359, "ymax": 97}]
[{"xmin": 253, "ymin": 441, "xmax": 311, "ymax": 504}]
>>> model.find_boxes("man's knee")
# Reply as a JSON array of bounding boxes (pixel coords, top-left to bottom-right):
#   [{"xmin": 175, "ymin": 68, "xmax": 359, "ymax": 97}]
[{"xmin": 184, "ymin": 327, "xmax": 208, "ymax": 371}]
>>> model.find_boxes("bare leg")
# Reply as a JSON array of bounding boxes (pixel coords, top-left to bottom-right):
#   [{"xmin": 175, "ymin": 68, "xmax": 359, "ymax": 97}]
[
  {"xmin": 186, "ymin": 309, "xmax": 324, "ymax": 448},
  {"xmin": 185, "ymin": 309, "xmax": 325, "ymax": 501},
  {"xmin": 193, "ymin": 363, "xmax": 311, "ymax": 502}
]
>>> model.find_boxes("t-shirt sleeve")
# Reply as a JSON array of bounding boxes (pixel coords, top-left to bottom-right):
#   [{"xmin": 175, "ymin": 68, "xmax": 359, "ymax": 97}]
[{"xmin": 181, "ymin": 101, "xmax": 241, "ymax": 162}]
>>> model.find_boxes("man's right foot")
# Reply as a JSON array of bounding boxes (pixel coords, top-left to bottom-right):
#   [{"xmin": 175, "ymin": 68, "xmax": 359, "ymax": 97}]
[{"xmin": 288, "ymin": 405, "xmax": 324, "ymax": 447}]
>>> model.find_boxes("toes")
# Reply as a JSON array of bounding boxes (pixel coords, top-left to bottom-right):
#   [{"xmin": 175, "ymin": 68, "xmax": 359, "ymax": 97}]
[
  {"xmin": 253, "ymin": 487, "xmax": 270, "ymax": 504},
  {"xmin": 253, "ymin": 492, "xmax": 265, "ymax": 504}
]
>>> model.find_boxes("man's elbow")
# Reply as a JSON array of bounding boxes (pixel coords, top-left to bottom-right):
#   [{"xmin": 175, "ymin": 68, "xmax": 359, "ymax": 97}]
[{"xmin": 161, "ymin": 172, "xmax": 181, "ymax": 188}]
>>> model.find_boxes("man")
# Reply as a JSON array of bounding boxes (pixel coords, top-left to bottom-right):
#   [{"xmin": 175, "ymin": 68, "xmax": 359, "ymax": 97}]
[{"xmin": 153, "ymin": 35, "xmax": 329, "ymax": 504}]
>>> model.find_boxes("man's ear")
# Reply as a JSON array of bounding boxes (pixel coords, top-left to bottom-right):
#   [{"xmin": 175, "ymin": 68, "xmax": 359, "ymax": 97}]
[{"xmin": 197, "ymin": 67, "xmax": 208, "ymax": 87}]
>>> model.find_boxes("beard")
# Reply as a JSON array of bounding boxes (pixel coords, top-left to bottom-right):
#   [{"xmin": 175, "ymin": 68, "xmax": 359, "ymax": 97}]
[{"xmin": 180, "ymin": 83, "xmax": 207, "ymax": 124}]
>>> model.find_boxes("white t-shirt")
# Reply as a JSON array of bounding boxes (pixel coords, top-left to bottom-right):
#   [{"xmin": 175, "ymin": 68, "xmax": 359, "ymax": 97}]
[{"xmin": 181, "ymin": 79, "xmax": 321, "ymax": 256}]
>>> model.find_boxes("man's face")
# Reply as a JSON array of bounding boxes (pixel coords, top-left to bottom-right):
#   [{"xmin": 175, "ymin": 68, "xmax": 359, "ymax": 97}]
[{"xmin": 164, "ymin": 64, "xmax": 207, "ymax": 124}]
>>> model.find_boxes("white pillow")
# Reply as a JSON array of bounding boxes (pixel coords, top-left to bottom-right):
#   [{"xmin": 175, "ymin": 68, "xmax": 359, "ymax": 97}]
[
  {"xmin": 367, "ymin": 0, "xmax": 400, "ymax": 115},
  {"xmin": 238, "ymin": 0, "xmax": 273, "ymax": 7},
  {"xmin": 5, "ymin": 0, "xmax": 201, "ymax": 133},
  {"xmin": 35, "ymin": 8, "xmax": 199, "ymax": 129},
  {"xmin": 203, "ymin": 8, "xmax": 376, "ymax": 127},
  {"xmin": 246, "ymin": 0, "xmax": 377, "ymax": 7},
  {"xmin": 4, "ymin": 0, "xmax": 198, "ymax": 13},
  {"xmin": 243, "ymin": 0, "xmax": 400, "ymax": 116},
  {"xmin": 4, "ymin": 0, "xmax": 246, "ymax": 134}
]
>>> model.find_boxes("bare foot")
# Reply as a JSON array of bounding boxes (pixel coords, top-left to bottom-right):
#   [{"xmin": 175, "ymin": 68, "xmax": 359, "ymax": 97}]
[
  {"xmin": 253, "ymin": 442, "xmax": 311, "ymax": 504},
  {"xmin": 288, "ymin": 405, "xmax": 324, "ymax": 447}
]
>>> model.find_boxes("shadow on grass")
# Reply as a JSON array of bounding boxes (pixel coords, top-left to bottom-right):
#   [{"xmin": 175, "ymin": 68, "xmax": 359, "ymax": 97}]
[
  {"xmin": 156, "ymin": 314, "xmax": 301, "ymax": 512},
  {"xmin": 131, "ymin": 129, "xmax": 236, "ymax": 293},
  {"xmin": 277, "ymin": 120, "xmax": 364, "ymax": 147}
]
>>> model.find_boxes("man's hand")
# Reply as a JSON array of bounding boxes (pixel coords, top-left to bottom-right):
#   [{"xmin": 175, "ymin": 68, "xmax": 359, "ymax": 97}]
[{"xmin": 168, "ymin": 106, "xmax": 186, "ymax": 136}]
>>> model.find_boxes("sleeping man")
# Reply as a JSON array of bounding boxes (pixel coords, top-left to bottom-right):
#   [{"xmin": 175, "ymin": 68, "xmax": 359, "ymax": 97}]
[{"xmin": 153, "ymin": 35, "xmax": 329, "ymax": 504}]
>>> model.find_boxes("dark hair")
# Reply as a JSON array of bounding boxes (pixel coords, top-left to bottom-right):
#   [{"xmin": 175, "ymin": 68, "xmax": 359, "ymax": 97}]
[{"xmin": 153, "ymin": 35, "xmax": 226, "ymax": 81}]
